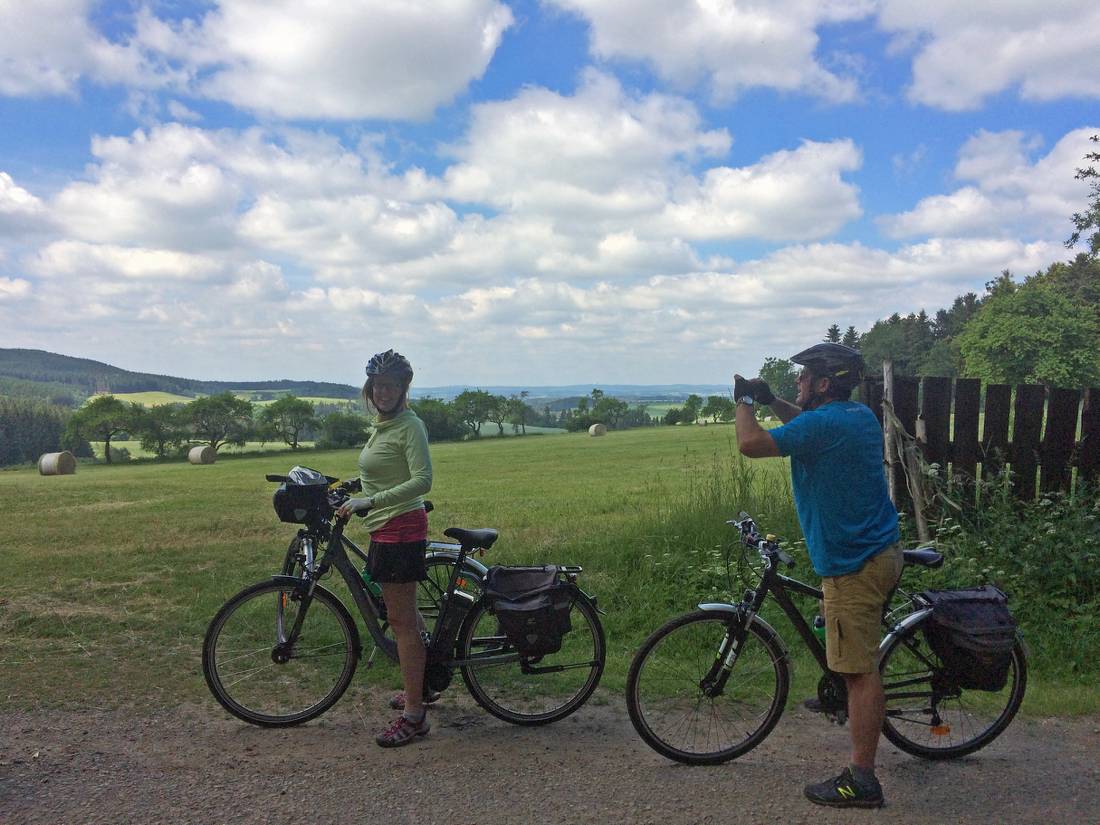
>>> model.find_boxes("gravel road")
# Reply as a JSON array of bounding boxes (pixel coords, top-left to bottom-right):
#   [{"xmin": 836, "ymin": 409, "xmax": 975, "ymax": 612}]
[{"xmin": 3, "ymin": 691, "xmax": 1098, "ymax": 825}]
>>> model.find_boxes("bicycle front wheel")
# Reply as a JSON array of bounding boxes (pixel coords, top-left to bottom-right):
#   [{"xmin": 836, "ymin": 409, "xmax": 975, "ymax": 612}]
[
  {"xmin": 626, "ymin": 610, "xmax": 789, "ymax": 765},
  {"xmin": 203, "ymin": 581, "xmax": 360, "ymax": 727},
  {"xmin": 879, "ymin": 619, "xmax": 1026, "ymax": 759},
  {"xmin": 458, "ymin": 592, "xmax": 605, "ymax": 725}
]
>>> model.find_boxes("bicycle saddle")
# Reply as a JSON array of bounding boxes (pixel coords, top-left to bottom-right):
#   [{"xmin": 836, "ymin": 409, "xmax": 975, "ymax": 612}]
[
  {"xmin": 443, "ymin": 527, "xmax": 499, "ymax": 550},
  {"xmin": 903, "ymin": 547, "xmax": 943, "ymax": 568}
]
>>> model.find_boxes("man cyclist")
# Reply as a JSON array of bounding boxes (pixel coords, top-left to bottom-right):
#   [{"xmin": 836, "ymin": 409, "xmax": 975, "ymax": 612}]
[{"xmin": 733, "ymin": 342, "xmax": 900, "ymax": 809}]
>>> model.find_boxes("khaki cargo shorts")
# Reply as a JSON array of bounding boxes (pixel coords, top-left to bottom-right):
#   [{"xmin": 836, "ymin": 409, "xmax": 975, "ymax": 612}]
[{"xmin": 821, "ymin": 545, "xmax": 903, "ymax": 674}]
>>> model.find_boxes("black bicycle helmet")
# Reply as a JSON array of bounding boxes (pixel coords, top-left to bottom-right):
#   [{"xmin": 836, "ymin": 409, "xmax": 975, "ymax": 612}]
[
  {"xmin": 365, "ymin": 349, "xmax": 413, "ymax": 381},
  {"xmin": 790, "ymin": 342, "xmax": 864, "ymax": 385}
]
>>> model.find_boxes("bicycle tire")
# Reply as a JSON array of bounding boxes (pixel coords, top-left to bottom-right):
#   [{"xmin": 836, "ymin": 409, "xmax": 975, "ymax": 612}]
[
  {"xmin": 457, "ymin": 590, "xmax": 605, "ymax": 726},
  {"xmin": 879, "ymin": 617, "xmax": 1026, "ymax": 759},
  {"xmin": 626, "ymin": 610, "xmax": 789, "ymax": 765},
  {"xmin": 203, "ymin": 580, "xmax": 360, "ymax": 727}
]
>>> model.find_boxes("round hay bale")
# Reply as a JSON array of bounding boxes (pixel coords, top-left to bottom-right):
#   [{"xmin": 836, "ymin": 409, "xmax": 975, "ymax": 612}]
[
  {"xmin": 588, "ymin": 423, "xmax": 607, "ymax": 437},
  {"xmin": 38, "ymin": 451, "xmax": 76, "ymax": 475},
  {"xmin": 188, "ymin": 445, "xmax": 216, "ymax": 465}
]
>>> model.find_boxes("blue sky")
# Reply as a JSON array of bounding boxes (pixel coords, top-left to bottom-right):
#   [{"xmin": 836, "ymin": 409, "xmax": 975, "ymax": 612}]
[{"xmin": 1, "ymin": 0, "xmax": 1098, "ymax": 387}]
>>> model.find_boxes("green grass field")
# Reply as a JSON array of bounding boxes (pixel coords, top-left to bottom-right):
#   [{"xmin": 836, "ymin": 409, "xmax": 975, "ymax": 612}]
[
  {"xmin": 1, "ymin": 424, "xmax": 1092, "ymax": 715},
  {"xmin": 247, "ymin": 395, "xmax": 356, "ymax": 407},
  {"xmin": 100, "ymin": 391, "xmax": 196, "ymax": 406}
]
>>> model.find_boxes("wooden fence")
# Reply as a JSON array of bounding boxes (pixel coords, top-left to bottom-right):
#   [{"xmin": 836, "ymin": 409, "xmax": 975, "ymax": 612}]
[{"xmin": 858, "ymin": 376, "xmax": 1100, "ymax": 502}]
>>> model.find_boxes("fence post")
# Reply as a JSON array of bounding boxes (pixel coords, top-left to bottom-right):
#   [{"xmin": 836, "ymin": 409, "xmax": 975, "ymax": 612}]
[{"xmin": 883, "ymin": 361, "xmax": 897, "ymax": 506}]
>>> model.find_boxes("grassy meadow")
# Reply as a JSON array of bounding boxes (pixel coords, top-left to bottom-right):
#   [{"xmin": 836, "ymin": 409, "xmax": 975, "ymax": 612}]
[
  {"xmin": 1, "ymin": 424, "xmax": 1094, "ymax": 714},
  {"xmin": 109, "ymin": 391, "xmax": 196, "ymax": 406}
]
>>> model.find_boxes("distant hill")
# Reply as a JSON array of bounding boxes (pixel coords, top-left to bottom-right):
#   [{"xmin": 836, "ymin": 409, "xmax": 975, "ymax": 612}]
[
  {"xmin": 0, "ymin": 347, "xmax": 731, "ymax": 406},
  {"xmin": 0, "ymin": 348, "xmax": 361, "ymax": 402}
]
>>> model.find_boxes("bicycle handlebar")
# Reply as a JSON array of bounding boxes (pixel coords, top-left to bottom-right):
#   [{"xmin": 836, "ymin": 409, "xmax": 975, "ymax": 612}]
[{"xmin": 732, "ymin": 512, "xmax": 795, "ymax": 569}]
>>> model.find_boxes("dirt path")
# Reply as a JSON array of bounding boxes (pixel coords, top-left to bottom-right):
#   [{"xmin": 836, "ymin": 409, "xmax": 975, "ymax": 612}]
[{"xmin": 2, "ymin": 691, "xmax": 1098, "ymax": 825}]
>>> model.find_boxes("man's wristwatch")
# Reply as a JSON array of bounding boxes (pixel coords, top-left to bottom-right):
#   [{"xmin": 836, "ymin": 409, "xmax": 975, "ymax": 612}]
[{"xmin": 736, "ymin": 395, "xmax": 755, "ymax": 406}]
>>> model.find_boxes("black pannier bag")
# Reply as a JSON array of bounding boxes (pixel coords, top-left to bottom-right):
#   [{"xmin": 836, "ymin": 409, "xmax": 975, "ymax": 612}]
[
  {"xmin": 484, "ymin": 565, "xmax": 573, "ymax": 658},
  {"xmin": 921, "ymin": 585, "xmax": 1018, "ymax": 691},
  {"xmin": 273, "ymin": 466, "xmax": 332, "ymax": 524}
]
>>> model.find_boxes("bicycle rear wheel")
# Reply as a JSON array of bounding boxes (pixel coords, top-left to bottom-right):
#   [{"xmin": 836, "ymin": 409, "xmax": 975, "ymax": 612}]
[
  {"xmin": 879, "ymin": 619, "xmax": 1026, "ymax": 759},
  {"xmin": 203, "ymin": 580, "xmax": 360, "ymax": 727},
  {"xmin": 458, "ymin": 591, "xmax": 604, "ymax": 725},
  {"xmin": 626, "ymin": 610, "xmax": 789, "ymax": 765}
]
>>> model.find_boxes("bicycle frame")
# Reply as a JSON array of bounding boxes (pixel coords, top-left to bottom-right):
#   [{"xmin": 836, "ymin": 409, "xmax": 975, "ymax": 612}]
[
  {"xmin": 700, "ymin": 559, "xmax": 836, "ymax": 692},
  {"xmin": 702, "ymin": 533, "xmax": 932, "ymax": 711},
  {"xmin": 277, "ymin": 518, "xmax": 522, "ymax": 672}
]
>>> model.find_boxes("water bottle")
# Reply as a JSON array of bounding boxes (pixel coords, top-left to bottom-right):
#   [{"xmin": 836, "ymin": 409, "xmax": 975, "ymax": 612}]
[
  {"xmin": 361, "ymin": 568, "xmax": 383, "ymax": 600},
  {"xmin": 812, "ymin": 615, "xmax": 827, "ymax": 643}
]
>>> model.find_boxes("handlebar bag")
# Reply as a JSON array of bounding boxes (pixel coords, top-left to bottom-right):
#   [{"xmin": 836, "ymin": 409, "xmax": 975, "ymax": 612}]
[
  {"xmin": 484, "ymin": 566, "xmax": 573, "ymax": 658},
  {"xmin": 273, "ymin": 466, "xmax": 332, "ymax": 524},
  {"xmin": 921, "ymin": 585, "xmax": 1017, "ymax": 691}
]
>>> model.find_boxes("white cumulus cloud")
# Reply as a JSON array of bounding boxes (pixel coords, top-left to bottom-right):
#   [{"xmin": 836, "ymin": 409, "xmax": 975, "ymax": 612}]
[
  {"xmin": 142, "ymin": 0, "xmax": 514, "ymax": 120},
  {"xmin": 880, "ymin": 128, "xmax": 1099, "ymax": 240},
  {"xmin": 878, "ymin": 1, "xmax": 1100, "ymax": 110},
  {"xmin": 548, "ymin": 0, "xmax": 872, "ymax": 102},
  {"xmin": 0, "ymin": 0, "xmax": 150, "ymax": 96}
]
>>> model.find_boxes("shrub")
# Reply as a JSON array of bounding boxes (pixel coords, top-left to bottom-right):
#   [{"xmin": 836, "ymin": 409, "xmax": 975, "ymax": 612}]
[{"xmin": 911, "ymin": 477, "xmax": 1100, "ymax": 677}]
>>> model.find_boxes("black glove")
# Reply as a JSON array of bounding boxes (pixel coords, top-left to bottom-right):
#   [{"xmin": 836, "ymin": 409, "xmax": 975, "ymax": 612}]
[
  {"xmin": 747, "ymin": 378, "xmax": 774, "ymax": 405},
  {"xmin": 733, "ymin": 374, "xmax": 755, "ymax": 404}
]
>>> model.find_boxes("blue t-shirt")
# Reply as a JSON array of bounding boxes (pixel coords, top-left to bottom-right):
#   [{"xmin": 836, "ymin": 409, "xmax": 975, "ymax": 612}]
[{"xmin": 769, "ymin": 400, "xmax": 899, "ymax": 577}]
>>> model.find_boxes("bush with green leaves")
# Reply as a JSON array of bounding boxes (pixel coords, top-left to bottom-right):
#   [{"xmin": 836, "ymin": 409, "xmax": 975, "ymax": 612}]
[{"xmin": 908, "ymin": 475, "xmax": 1100, "ymax": 677}]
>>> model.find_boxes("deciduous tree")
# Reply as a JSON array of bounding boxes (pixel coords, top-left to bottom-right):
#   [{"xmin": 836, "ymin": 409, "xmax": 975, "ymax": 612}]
[
  {"xmin": 1066, "ymin": 134, "xmax": 1100, "ymax": 258},
  {"xmin": 185, "ymin": 393, "xmax": 254, "ymax": 452},
  {"xmin": 958, "ymin": 281, "xmax": 1100, "ymax": 386},
  {"xmin": 66, "ymin": 395, "xmax": 132, "ymax": 463},
  {"xmin": 258, "ymin": 396, "xmax": 317, "ymax": 449}
]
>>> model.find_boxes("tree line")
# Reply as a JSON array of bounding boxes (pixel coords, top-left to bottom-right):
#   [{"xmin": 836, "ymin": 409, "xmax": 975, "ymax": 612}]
[{"xmin": 0, "ymin": 385, "xmax": 665, "ymax": 466}]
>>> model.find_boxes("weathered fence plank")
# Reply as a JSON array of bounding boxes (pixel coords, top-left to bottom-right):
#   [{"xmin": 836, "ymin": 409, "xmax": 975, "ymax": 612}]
[
  {"xmin": 1011, "ymin": 384, "xmax": 1046, "ymax": 501},
  {"xmin": 982, "ymin": 384, "xmax": 1012, "ymax": 480},
  {"xmin": 952, "ymin": 378, "xmax": 981, "ymax": 481},
  {"xmin": 1041, "ymin": 388, "xmax": 1081, "ymax": 494},
  {"xmin": 920, "ymin": 377, "xmax": 952, "ymax": 470}
]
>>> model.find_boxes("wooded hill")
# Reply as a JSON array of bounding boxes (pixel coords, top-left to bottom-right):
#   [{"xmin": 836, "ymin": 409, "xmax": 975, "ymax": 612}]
[{"xmin": 0, "ymin": 348, "xmax": 360, "ymax": 403}]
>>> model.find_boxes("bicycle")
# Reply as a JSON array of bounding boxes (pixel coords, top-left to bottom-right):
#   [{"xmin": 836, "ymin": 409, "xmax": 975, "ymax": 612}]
[
  {"xmin": 202, "ymin": 471, "xmax": 605, "ymax": 727},
  {"xmin": 625, "ymin": 513, "xmax": 1027, "ymax": 765},
  {"xmin": 279, "ymin": 493, "xmax": 487, "ymax": 636}
]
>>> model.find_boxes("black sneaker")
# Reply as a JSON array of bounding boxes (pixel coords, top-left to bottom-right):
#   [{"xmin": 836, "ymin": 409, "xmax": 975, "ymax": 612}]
[
  {"xmin": 802, "ymin": 696, "xmax": 825, "ymax": 712},
  {"xmin": 804, "ymin": 768, "xmax": 884, "ymax": 809}
]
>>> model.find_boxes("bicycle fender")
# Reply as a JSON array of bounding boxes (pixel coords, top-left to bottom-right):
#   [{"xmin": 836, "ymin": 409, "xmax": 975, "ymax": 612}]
[
  {"xmin": 877, "ymin": 606, "xmax": 933, "ymax": 662},
  {"xmin": 697, "ymin": 604, "xmax": 788, "ymax": 657},
  {"xmin": 426, "ymin": 549, "xmax": 489, "ymax": 579}
]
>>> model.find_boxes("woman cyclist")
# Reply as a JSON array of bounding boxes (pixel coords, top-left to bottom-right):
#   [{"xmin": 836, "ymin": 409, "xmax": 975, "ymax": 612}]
[{"xmin": 335, "ymin": 349, "xmax": 434, "ymax": 747}]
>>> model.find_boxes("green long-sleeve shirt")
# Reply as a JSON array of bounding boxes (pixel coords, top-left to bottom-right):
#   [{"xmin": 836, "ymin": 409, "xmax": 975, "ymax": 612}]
[{"xmin": 356, "ymin": 409, "xmax": 432, "ymax": 534}]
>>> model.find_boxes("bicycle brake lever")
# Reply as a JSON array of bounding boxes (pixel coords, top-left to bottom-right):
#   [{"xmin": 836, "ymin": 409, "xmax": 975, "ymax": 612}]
[{"xmin": 778, "ymin": 550, "xmax": 795, "ymax": 568}]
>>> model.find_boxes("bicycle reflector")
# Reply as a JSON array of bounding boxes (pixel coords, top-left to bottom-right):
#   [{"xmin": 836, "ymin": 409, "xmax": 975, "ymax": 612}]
[{"xmin": 931, "ymin": 724, "xmax": 951, "ymax": 736}]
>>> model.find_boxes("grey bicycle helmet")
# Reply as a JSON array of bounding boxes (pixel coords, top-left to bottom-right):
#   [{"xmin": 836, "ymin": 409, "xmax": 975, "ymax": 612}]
[
  {"xmin": 791, "ymin": 342, "xmax": 864, "ymax": 386},
  {"xmin": 365, "ymin": 349, "xmax": 413, "ymax": 381}
]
